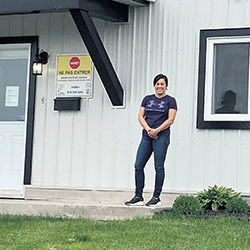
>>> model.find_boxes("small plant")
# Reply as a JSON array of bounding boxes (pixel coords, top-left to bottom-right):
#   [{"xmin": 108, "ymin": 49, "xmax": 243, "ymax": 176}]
[
  {"xmin": 197, "ymin": 185, "xmax": 240, "ymax": 211},
  {"xmin": 172, "ymin": 194, "xmax": 203, "ymax": 215},
  {"xmin": 226, "ymin": 197, "xmax": 249, "ymax": 213}
]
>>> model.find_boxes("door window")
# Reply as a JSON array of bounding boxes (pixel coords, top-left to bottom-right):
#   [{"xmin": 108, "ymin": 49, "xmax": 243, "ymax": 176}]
[{"xmin": 0, "ymin": 58, "xmax": 28, "ymax": 121}]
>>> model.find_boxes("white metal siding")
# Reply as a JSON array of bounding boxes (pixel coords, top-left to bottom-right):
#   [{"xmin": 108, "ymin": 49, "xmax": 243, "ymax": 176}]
[{"xmin": 1, "ymin": 0, "xmax": 250, "ymax": 195}]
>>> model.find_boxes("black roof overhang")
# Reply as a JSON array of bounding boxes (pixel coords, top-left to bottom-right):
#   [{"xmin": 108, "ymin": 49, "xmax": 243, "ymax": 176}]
[
  {"xmin": 0, "ymin": 0, "xmax": 150, "ymax": 106},
  {"xmin": 0, "ymin": 0, "xmax": 140, "ymax": 22}
]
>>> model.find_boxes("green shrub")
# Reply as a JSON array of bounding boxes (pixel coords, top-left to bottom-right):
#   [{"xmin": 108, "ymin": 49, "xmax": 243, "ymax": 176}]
[
  {"xmin": 197, "ymin": 185, "xmax": 240, "ymax": 211},
  {"xmin": 172, "ymin": 194, "xmax": 203, "ymax": 216},
  {"xmin": 226, "ymin": 197, "xmax": 249, "ymax": 213}
]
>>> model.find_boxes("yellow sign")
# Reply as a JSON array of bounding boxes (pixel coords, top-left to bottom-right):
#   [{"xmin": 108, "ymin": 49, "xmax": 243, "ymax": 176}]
[{"xmin": 56, "ymin": 55, "xmax": 93, "ymax": 97}]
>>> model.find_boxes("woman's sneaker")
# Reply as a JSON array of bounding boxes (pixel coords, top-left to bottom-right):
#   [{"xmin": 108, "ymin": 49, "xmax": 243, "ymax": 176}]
[
  {"xmin": 125, "ymin": 196, "xmax": 144, "ymax": 206},
  {"xmin": 146, "ymin": 197, "xmax": 161, "ymax": 207}
]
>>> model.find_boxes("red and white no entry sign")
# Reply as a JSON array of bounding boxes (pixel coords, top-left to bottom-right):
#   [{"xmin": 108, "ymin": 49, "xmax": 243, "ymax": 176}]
[{"xmin": 69, "ymin": 57, "xmax": 80, "ymax": 69}]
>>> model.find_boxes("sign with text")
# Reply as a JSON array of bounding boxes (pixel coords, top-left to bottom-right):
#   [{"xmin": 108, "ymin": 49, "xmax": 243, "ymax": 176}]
[
  {"xmin": 5, "ymin": 86, "xmax": 19, "ymax": 107},
  {"xmin": 56, "ymin": 55, "xmax": 93, "ymax": 98}
]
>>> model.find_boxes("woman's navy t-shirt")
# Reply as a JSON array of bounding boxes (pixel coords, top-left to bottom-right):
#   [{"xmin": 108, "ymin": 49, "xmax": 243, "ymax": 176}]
[{"xmin": 141, "ymin": 94, "xmax": 177, "ymax": 137}]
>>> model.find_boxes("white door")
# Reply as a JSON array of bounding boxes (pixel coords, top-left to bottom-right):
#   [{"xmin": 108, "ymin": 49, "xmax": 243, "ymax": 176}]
[{"xmin": 0, "ymin": 44, "xmax": 31, "ymax": 198}]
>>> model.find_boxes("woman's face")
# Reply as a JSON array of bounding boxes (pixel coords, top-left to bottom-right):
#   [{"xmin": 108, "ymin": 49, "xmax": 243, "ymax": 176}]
[{"xmin": 154, "ymin": 78, "xmax": 167, "ymax": 97}]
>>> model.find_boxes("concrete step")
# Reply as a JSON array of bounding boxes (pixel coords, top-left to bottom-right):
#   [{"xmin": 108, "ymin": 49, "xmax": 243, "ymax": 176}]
[{"xmin": 0, "ymin": 189, "xmax": 180, "ymax": 220}]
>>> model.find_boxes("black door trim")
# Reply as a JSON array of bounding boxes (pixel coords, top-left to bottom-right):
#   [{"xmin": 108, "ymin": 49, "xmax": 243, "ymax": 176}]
[{"xmin": 0, "ymin": 36, "xmax": 38, "ymax": 184}]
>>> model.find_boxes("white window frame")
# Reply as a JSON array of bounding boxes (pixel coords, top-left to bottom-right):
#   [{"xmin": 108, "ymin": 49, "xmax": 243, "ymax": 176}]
[{"xmin": 204, "ymin": 36, "xmax": 250, "ymax": 121}]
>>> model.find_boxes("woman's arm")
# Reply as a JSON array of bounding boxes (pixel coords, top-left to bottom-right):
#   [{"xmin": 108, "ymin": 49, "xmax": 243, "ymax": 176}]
[
  {"xmin": 138, "ymin": 107, "xmax": 158, "ymax": 140},
  {"xmin": 138, "ymin": 106, "xmax": 151, "ymax": 132},
  {"xmin": 147, "ymin": 109, "xmax": 177, "ymax": 139}
]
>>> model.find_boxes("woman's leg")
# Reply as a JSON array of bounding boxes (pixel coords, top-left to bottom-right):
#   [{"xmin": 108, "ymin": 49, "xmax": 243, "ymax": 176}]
[
  {"xmin": 152, "ymin": 135, "xmax": 170, "ymax": 198},
  {"xmin": 134, "ymin": 136, "xmax": 153, "ymax": 197}
]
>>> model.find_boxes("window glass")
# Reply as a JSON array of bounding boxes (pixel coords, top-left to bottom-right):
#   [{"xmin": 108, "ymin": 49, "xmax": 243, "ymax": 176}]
[
  {"xmin": 0, "ymin": 59, "xmax": 28, "ymax": 121},
  {"xmin": 212, "ymin": 43, "xmax": 249, "ymax": 115}
]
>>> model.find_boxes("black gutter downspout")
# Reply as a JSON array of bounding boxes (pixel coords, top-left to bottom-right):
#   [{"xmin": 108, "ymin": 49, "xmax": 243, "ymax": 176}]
[{"xmin": 70, "ymin": 9, "xmax": 124, "ymax": 106}]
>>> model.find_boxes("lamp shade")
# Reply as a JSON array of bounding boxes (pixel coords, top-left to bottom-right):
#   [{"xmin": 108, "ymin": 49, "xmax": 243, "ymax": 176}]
[{"xmin": 33, "ymin": 62, "xmax": 43, "ymax": 75}]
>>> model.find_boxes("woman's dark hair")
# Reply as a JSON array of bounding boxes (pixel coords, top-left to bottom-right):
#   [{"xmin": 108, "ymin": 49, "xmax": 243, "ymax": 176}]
[{"xmin": 153, "ymin": 74, "xmax": 168, "ymax": 87}]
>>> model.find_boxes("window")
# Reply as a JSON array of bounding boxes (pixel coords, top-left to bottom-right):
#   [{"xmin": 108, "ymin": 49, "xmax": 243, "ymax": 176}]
[{"xmin": 197, "ymin": 28, "xmax": 250, "ymax": 129}]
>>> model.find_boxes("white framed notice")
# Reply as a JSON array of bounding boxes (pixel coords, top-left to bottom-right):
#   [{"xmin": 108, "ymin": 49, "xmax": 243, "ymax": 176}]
[{"xmin": 5, "ymin": 86, "xmax": 19, "ymax": 107}]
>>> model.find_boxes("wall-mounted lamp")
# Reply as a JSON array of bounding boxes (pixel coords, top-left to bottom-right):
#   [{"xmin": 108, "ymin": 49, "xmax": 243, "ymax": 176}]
[{"xmin": 33, "ymin": 50, "xmax": 48, "ymax": 75}]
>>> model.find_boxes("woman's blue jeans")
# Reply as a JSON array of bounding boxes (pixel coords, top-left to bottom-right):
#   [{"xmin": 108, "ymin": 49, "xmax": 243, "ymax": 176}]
[{"xmin": 134, "ymin": 135, "xmax": 170, "ymax": 198}]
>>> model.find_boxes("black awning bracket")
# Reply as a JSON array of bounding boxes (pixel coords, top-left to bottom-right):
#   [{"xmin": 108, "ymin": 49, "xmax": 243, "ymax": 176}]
[{"xmin": 70, "ymin": 9, "xmax": 124, "ymax": 107}]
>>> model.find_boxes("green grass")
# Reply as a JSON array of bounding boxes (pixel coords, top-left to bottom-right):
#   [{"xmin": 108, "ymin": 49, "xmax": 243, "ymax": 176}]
[{"xmin": 1, "ymin": 213, "xmax": 250, "ymax": 250}]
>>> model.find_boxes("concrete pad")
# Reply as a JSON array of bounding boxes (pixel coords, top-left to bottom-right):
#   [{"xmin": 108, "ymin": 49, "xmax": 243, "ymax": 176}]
[{"xmin": 0, "ymin": 189, "xmax": 180, "ymax": 220}]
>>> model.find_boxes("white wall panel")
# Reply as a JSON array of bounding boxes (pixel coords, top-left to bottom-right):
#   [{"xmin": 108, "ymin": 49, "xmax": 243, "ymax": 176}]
[
  {"xmin": 32, "ymin": 14, "xmax": 51, "ymax": 186},
  {"xmin": 42, "ymin": 13, "xmax": 63, "ymax": 186},
  {"xmin": 228, "ymin": 0, "xmax": 245, "ymax": 27},
  {"xmin": 2, "ymin": 0, "xmax": 250, "ymax": 195},
  {"xmin": 9, "ymin": 16, "xmax": 23, "ymax": 36},
  {"xmin": 23, "ymin": 15, "xmax": 37, "ymax": 35},
  {"xmin": 238, "ymin": 131, "xmax": 250, "ymax": 193},
  {"xmin": 212, "ymin": 0, "xmax": 228, "ymax": 28},
  {"xmin": 0, "ymin": 137, "xmax": 3, "ymax": 172},
  {"xmin": 245, "ymin": 1, "xmax": 250, "ymax": 26},
  {"xmin": 0, "ymin": 16, "xmax": 10, "ymax": 36}
]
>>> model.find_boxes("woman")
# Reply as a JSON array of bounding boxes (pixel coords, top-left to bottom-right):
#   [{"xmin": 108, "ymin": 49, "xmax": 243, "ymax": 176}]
[{"xmin": 125, "ymin": 74, "xmax": 177, "ymax": 207}]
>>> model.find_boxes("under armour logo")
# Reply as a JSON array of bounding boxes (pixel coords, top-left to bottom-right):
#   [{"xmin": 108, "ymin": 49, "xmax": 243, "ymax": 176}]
[
  {"xmin": 148, "ymin": 100, "xmax": 155, "ymax": 107},
  {"xmin": 158, "ymin": 101, "xmax": 165, "ymax": 108}
]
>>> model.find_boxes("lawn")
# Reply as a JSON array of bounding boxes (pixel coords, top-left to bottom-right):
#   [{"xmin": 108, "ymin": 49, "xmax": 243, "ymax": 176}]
[{"xmin": 0, "ymin": 213, "xmax": 250, "ymax": 250}]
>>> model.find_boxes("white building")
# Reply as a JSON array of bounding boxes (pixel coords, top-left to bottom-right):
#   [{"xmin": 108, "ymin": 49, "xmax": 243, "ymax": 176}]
[{"xmin": 1, "ymin": 0, "xmax": 250, "ymax": 199}]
